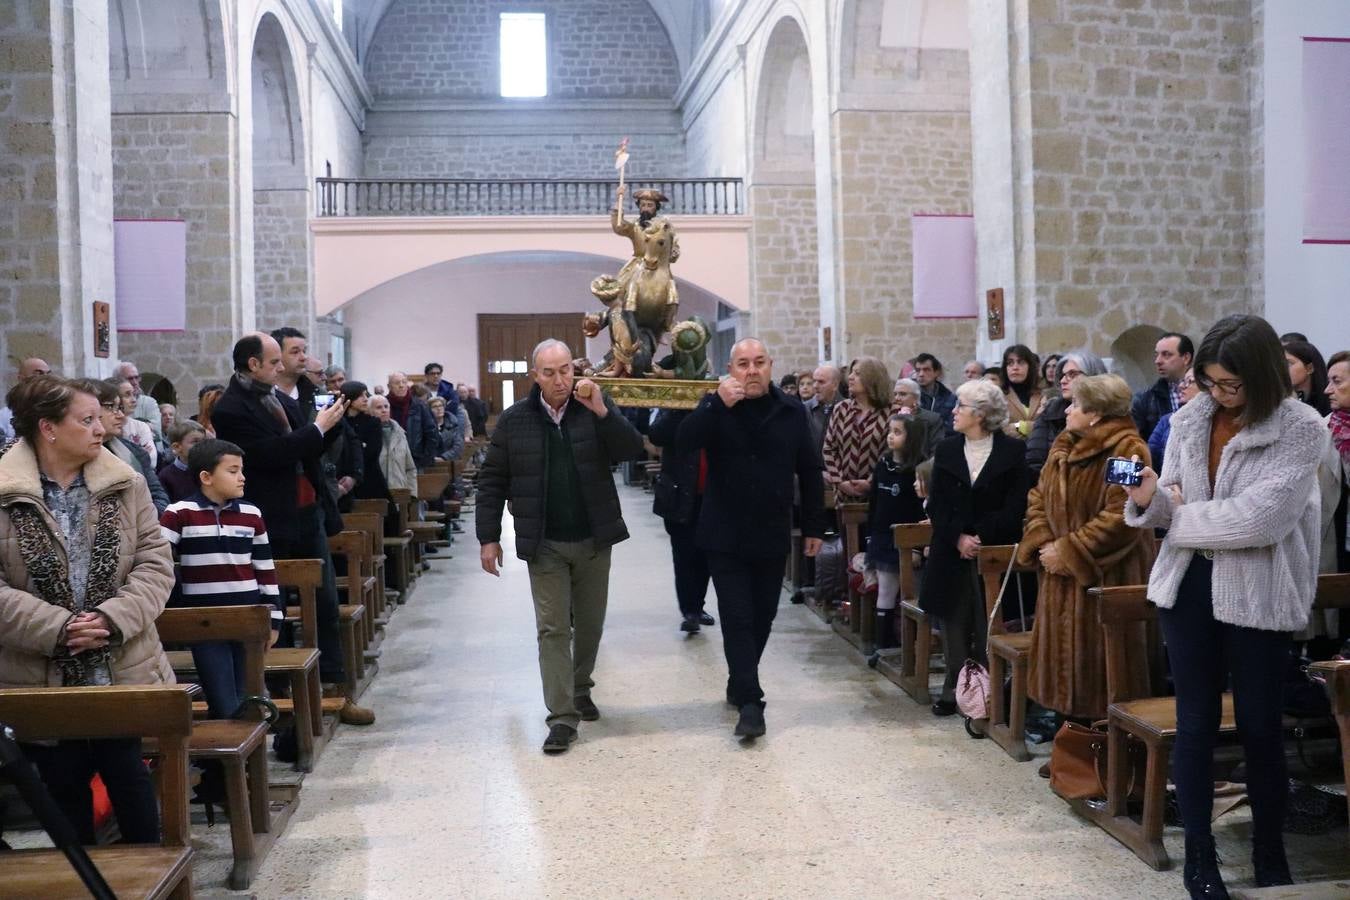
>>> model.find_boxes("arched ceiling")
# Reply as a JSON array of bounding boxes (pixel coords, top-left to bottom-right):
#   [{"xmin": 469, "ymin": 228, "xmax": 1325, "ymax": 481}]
[{"xmin": 350, "ymin": 0, "xmax": 702, "ymax": 74}]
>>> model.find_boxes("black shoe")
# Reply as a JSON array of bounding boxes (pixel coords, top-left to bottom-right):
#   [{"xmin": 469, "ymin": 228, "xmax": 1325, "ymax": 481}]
[
  {"xmin": 575, "ymin": 696, "xmax": 600, "ymax": 722},
  {"xmin": 542, "ymin": 724, "xmax": 578, "ymax": 754},
  {"xmin": 1252, "ymin": 836, "xmax": 1293, "ymax": 888},
  {"xmin": 698, "ymin": 611, "xmax": 715, "ymax": 626},
  {"xmin": 931, "ymin": 699, "xmax": 958, "ymax": 717},
  {"xmin": 1182, "ymin": 833, "xmax": 1230, "ymax": 899},
  {"xmin": 680, "ymin": 614, "xmax": 701, "ymax": 634},
  {"xmin": 734, "ymin": 704, "xmax": 766, "ymax": 738}
]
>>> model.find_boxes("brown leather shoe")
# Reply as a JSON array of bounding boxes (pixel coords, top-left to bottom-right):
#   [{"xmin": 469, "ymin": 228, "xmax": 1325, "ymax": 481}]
[{"xmin": 339, "ymin": 699, "xmax": 376, "ymax": 726}]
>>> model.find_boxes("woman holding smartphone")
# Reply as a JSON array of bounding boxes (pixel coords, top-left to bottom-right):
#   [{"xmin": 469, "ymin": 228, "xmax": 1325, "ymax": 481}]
[
  {"xmin": 1017, "ymin": 374, "xmax": 1155, "ymax": 722},
  {"xmin": 1125, "ymin": 315, "xmax": 1329, "ymax": 898}
]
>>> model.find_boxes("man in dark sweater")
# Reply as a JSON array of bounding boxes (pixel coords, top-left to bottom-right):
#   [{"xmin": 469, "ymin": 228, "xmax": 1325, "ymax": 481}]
[
  {"xmin": 678, "ymin": 338, "xmax": 827, "ymax": 740},
  {"xmin": 475, "ymin": 339, "xmax": 645, "ymax": 754}
]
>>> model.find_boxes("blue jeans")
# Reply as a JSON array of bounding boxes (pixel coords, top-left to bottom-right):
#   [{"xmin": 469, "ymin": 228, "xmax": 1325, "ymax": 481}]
[
  {"xmin": 1158, "ymin": 555, "xmax": 1290, "ymax": 843},
  {"xmin": 192, "ymin": 640, "xmax": 246, "ymax": 719}
]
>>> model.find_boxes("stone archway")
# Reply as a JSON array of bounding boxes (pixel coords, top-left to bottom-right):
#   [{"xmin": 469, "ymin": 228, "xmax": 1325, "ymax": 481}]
[
  {"xmin": 251, "ymin": 13, "xmax": 311, "ymax": 335},
  {"xmin": 748, "ymin": 16, "xmax": 821, "ymax": 377},
  {"xmin": 1110, "ymin": 324, "xmax": 1166, "ymax": 390}
]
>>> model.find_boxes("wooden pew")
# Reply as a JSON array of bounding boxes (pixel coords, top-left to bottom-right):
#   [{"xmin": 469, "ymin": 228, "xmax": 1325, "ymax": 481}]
[
  {"xmin": 331, "ymin": 528, "xmax": 378, "ymax": 645},
  {"xmin": 1309, "ymin": 657, "xmax": 1350, "ymax": 840},
  {"xmin": 831, "ymin": 501, "xmax": 871, "ymax": 651},
  {"xmin": 327, "ymin": 531, "xmax": 374, "ymax": 683},
  {"xmin": 392, "ymin": 487, "xmax": 442, "ymax": 570},
  {"xmin": 977, "ymin": 545, "xmax": 1039, "ymax": 761},
  {"xmin": 153, "ymin": 605, "xmax": 283, "ymax": 890},
  {"xmin": 0, "ymin": 685, "xmax": 195, "ymax": 899},
  {"xmin": 884, "ymin": 522, "xmax": 936, "ymax": 704},
  {"xmin": 352, "ymin": 496, "xmax": 413, "ymax": 601},
  {"xmin": 1080, "ymin": 573, "xmax": 1350, "ymax": 870},
  {"xmin": 268, "ymin": 559, "xmax": 329, "ymax": 772},
  {"xmin": 278, "ymin": 554, "xmax": 365, "ymax": 702},
  {"xmin": 343, "ymin": 511, "xmax": 391, "ymax": 624}
]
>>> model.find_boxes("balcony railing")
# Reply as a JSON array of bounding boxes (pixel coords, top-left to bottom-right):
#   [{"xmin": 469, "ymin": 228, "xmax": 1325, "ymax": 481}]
[{"xmin": 314, "ymin": 177, "xmax": 744, "ymax": 218}]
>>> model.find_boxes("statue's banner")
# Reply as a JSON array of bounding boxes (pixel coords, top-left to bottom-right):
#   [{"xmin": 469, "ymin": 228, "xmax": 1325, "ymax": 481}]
[{"xmin": 594, "ymin": 377, "xmax": 715, "ymax": 410}]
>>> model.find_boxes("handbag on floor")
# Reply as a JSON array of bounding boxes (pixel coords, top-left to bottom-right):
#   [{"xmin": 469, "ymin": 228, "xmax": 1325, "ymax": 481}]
[
  {"xmin": 955, "ymin": 543, "xmax": 1019, "ymax": 722},
  {"xmin": 1048, "ymin": 720, "xmax": 1145, "ymax": 802}
]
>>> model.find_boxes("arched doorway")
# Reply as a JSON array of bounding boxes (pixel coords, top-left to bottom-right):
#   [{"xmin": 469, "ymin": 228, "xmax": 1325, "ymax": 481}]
[{"xmin": 1111, "ymin": 324, "xmax": 1166, "ymax": 390}]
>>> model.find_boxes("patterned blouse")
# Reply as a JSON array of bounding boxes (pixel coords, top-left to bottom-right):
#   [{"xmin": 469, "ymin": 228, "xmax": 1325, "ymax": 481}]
[
  {"xmin": 38, "ymin": 472, "xmax": 112, "ymax": 685},
  {"xmin": 822, "ymin": 399, "xmax": 889, "ymax": 486}
]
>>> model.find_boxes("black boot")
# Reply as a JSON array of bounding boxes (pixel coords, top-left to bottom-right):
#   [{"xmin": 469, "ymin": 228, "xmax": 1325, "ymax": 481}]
[
  {"xmin": 1252, "ymin": 835, "xmax": 1293, "ymax": 888},
  {"xmin": 1182, "ymin": 833, "xmax": 1229, "ymax": 899},
  {"xmin": 867, "ymin": 609, "xmax": 896, "ymax": 668}
]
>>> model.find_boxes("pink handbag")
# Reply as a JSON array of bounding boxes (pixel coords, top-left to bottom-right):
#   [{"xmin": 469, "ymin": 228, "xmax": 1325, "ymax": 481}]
[{"xmin": 955, "ymin": 543, "xmax": 1020, "ymax": 721}]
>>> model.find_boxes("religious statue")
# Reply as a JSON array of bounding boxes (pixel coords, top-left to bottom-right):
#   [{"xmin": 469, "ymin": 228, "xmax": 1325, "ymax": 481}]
[
  {"xmin": 586, "ymin": 181, "xmax": 681, "ymax": 378},
  {"xmin": 652, "ymin": 316, "xmax": 713, "ymax": 380}
]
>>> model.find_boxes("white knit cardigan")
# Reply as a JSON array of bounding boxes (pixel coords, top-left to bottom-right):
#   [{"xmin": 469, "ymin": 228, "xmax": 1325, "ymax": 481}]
[{"xmin": 1125, "ymin": 393, "xmax": 1330, "ymax": 631}]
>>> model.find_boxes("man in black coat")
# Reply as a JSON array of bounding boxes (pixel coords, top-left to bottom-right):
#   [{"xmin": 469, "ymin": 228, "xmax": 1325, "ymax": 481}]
[
  {"xmin": 211, "ymin": 333, "xmax": 374, "ymax": 726},
  {"xmin": 677, "ymin": 338, "xmax": 827, "ymax": 739},
  {"xmin": 648, "ymin": 408, "xmax": 715, "ymax": 634},
  {"xmin": 476, "ymin": 339, "xmax": 645, "ymax": 755},
  {"xmin": 1130, "ymin": 332, "xmax": 1192, "ymax": 442}
]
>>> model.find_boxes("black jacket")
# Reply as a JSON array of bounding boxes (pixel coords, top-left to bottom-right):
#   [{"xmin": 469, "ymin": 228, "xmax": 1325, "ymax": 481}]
[
  {"xmin": 211, "ymin": 377, "xmax": 342, "ymax": 543},
  {"xmin": 116, "ymin": 437, "xmax": 169, "ymax": 514},
  {"xmin": 1026, "ymin": 395, "xmax": 1067, "ymax": 476},
  {"xmin": 920, "ymin": 381, "xmax": 958, "ymax": 435},
  {"xmin": 648, "ymin": 408, "xmax": 699, "ymax": 525},
  {"xmin": 919, "ymin": 431, "xmax": 1031, "ymax": 617},
  {"xmin": 465, "ymin": 396, "xmax": 489, "ymax": 437},
  {"xmin": 677, "ymin": 385, "xmax": 827, "ymax": 558},
  {"xmin": 475, "ymin": 384, "xmax": 645, "ymax": 561},
  {"xmin": 1130, "ymin": 378, "xmax": 1173, "ymax": 446},
  {"xmin": 323, "ymin": 417, "xmax": 364, "ymax": 513}
]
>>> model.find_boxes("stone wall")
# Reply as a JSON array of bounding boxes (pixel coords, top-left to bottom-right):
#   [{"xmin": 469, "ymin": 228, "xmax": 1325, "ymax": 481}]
[
  {"xmin": 832, "ymin": 109, "xmax": 976, "ymax": 372},
  {"xmin": 365, "ymin": 0, "xmax": 680, "ymax": 100},
  {"xmin": 1014, "ymin": 0, "xmax": 1259, "ymax": 357},
  {"xmin": 363, "ymin": 130, "xmax": 685, "ymax": 181},
  {"xmin": 253, "ymin": 188, "xmax": 312, "ymax": 334},
  {"xmin": 749, "ymin": 183, "xmax": 819, "ymax": 377},
  {"xmin": 112, "ymin": 112, "xmax": 240, "ymax": 405}
]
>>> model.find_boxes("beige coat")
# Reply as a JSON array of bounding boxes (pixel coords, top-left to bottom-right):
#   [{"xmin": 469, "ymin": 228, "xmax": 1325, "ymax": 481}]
[
  {"xmin": 380, "ymin": 421, "xmax": 419, "ymax": 496},
  {"xmin": 0, "ymin": 440, "xmax": 175, "ymax": 688}
]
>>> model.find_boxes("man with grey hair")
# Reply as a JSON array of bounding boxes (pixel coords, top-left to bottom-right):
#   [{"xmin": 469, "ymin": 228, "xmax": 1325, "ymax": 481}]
[
  {"xmin": 891, "ymin": 377, "xmax": 942, "ymax": 459},
  {"xmin": 324, "ymin": 365, "xmax": 346, "ymax": 394},
  {"xmin": 678, "ymin": 338, "xmax": 827, "ymax": 740},
  {"xmin": 805, "ymin": 364, "xmax": 841, "ymax": 451},
  {"xmin": 0, "ymin": 356, "xmax": 52, "ymax": 441},
  {"xmin": 962, "ymin": 360, "xmax": 985, "ymax": 383},
  {"xmin": 476, "ymin": 338, "xmax": 645, "ymax": 754},
  {"xmin": 114, "ymin": 359, "xmax": 163, "ymax": 443}
]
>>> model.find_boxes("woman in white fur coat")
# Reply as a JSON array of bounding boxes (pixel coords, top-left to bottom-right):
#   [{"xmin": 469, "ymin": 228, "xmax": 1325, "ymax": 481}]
[{"xmin": 1124, "ymin": 315, "xmax": 1330, "ymax": 899}]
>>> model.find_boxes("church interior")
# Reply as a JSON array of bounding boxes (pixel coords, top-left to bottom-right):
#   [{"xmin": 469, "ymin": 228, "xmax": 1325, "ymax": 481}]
[{"xmin": 2, "ymin": 0, "xmax": 1350, "ymax": 897}]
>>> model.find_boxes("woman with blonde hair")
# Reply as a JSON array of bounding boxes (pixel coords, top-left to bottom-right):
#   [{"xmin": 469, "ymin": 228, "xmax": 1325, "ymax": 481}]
[
  {"xmin": 1017, "ymin": 374, "xmax": 1155, "ymax": 722},
  {"xmin": 822, "ymin": 356, "xmax": 890, "ymax": 499}
]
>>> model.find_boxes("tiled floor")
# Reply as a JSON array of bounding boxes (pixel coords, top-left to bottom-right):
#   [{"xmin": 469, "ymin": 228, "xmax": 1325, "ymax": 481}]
[{"xmin": 135, "ymin": 487, "xmax": 1350, "ymax": 897}]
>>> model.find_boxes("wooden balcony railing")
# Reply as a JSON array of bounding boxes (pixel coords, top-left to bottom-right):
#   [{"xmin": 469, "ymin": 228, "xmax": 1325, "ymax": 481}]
[{"xmin": 314, "ymin": 177, "xmax": 744, "ymax": 217}]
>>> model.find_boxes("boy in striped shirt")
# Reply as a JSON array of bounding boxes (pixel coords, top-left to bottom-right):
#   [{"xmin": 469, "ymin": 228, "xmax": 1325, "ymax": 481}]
[{"xmin": 160, "ymin": 438, "xmax": 282, "ymax": 718}]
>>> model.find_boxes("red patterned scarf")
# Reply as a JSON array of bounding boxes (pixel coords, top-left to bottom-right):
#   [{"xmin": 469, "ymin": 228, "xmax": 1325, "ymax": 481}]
[{"xmin": 1331, "ymin": 409, "xmax": 1350, "ymax": 469}]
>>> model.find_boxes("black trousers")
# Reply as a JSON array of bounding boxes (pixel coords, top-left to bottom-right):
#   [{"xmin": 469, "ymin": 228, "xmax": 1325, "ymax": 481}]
[
  {"xmin": 1158, "ymin": 555, "xmax": 1290, "ymax": 843},
  {"xmin": 271, "ymin": 504, "xmax": 344, "ymax": 683},
  {"xmin": 23, "ymin": 738, "xmax": 159, "ymax": 845},
  {"xmin": 706, "ymin": 551, "xmax": 786, "ymax": 708},
  {"xmin": 665, "ymin": 513, "xmax": 710, "ymax": 617}
]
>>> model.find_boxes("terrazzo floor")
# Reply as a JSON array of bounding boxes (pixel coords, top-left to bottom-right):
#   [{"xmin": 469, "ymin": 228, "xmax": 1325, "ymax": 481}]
[{"xmin": 180, "ymin": 486, "xmax": 1348, "ymax": 898}]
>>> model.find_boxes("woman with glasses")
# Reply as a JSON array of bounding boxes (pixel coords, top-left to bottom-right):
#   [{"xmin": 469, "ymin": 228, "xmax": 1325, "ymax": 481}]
[
  {"xmin": 920, "ymin": 379, "xmax": 1030, "ymax": 717},
  {"xmin": 1146, "ymin": 368, "xmax": 1201, "ymax": 476},
  {"xmin": 1124, "ymin": 315, "xmax": 1330, "ymax": 897},
  {"xmin": 1026, "ymin": 351, "xmax": 1108, "ymax": 476},
  {"xmin": 73, "ymin": 379, "xmax": 169, "ymax": 514}
]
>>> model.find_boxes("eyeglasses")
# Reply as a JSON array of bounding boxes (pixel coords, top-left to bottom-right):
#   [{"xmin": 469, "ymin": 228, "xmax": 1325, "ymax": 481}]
[
  {"xmin": 1207, "ymin": 379, "xmax": 1243, "ymax": 395},
  {"xmin": 1179, "ymin": 376, "xmax": 1197, "ymax": 388},
  {"xmin": 1059, "ymin": 370, "xmax": 1083, "ymax": 382}
]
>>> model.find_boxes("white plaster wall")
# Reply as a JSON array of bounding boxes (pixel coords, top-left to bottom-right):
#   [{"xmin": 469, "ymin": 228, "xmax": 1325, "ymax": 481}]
[
  {"xmin": 343, "ymin": 252, "xmax": 725, "ymax": 391},
  {"xmin": 1262, "ymin": 1, "xmax": 1350, "ymax": 352}
]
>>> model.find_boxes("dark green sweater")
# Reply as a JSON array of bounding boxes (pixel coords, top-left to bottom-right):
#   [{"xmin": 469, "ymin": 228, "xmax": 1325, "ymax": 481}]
[{"xmin": 544, "ymin": 421, "xmax": 592, "ymax": 541}]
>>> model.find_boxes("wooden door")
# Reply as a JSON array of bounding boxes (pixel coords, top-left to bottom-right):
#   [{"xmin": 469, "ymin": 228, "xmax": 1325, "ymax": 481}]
[{"xmin": 477, "ymin": 313, "xmax": 586, "ymax": 419}]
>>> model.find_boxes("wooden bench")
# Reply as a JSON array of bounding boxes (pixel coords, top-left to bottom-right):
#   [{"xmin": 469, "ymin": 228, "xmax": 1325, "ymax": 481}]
[
  {"xmin": 392, "ymin": 487, "xmax": 442, "ymax": 570},
  {"xmin": 831, "ymin": 501, "xmax": 870, "ymax": 651},
  {"xmin": 343, "ymin": 511, "xmax": 392, "ymax": 623},
  {"xmin": 277, "ymin": 554, "xmax": 365, "ymax": 701},
  {"xmin": 328, "ymin": 531, "xmax": 376, "ymax": 680},
  {"xmin": 886, "ymin": 522, "xmax": 936, "ymax": 704},
  {"xmin": 152, "ymin": 605, "xmax": 284, "ymax": 890},
  {"xmin": 1077, "ymin": 573, "xmax": 1350, "ymax": 870},
  {"xmin": 269, "ymin": 559, "xmax": 327, "ymax": 772},
  {"xmin": 1308, "ymin": 657, "xmax": 1350, "ymax": 840},
  {"xmin": 0, "ymin": 685, "xmax": 195, "ymax": 899},
  {"xmin": 976, "ymin": 545, "xmax": 1039, "ymax": 762},
  {"xmin": 352, "ymin": 496, "xmax": 413, "ymax": 601}
]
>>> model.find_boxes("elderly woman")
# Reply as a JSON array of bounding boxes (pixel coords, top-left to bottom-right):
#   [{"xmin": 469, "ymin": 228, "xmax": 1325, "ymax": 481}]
[
  {"xmin": 1125, "ymin": 315, "xmax": 1329, "ymax": 895},
  {"xmin": 1026, "ymin": 350, "xmax": 1109, "ymax": 475},
  {"xmin": 823, "ymin": 356, "xmax": 891, "ymax": 499},
  {"xmin": 1000, "ymin": 344, "xmax": 1043, "ymax": 439},
  {"xmin": 428, "ymin": 393, "xmax": 468, "ymax": 463},
  {"xmin": 921, "ymin": 379, "xmax": 1031, "ymax": 716},
  {"xmin": 370, "ymin": 394, "xmax": 418, "ymax": 496},
  {"xmin": 0, "ymin": 375, "xmax": 175, "ymax": 844},
  {"xmin": 75, "ymin": 379, "xmax": 170, "ymax": 514},
  {"xmin": 1016, "ymin": 374, "xmax": 1155, "ymax": 720}
]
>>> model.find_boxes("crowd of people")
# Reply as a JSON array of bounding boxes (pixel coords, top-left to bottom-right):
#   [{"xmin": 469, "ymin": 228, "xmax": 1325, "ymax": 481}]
[{"xmin": 0, "ymin": 329, "xmax": 486, "ymax": 847}]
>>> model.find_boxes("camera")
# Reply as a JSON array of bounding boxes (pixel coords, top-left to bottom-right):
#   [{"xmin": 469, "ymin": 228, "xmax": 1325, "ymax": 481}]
[
  {"xmin": 314, "ymin": 393, "xmax": 336, "ymax": 411},
  {"xmin": 1104, "ymin": 456, "xmax": 1144, "ymax": 487}
]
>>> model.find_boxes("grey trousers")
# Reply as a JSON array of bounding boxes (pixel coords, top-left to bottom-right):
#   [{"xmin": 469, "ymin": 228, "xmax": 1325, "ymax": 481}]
[
  {"xmin": 526, "ymin": 539, "xmax": 612, "ymax": 729},
  {"xmin": 940, "ymin": 561, "xmax": 988, "ymax": 703}
]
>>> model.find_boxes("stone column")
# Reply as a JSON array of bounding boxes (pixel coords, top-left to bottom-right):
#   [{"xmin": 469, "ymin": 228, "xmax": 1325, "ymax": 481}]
[{"xmin": 0, "ymin": 0, "xmax": 115, "ymax": 376}]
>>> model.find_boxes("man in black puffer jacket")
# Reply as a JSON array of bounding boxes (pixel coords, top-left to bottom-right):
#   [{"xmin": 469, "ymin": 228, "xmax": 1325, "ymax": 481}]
[{"xmin": 476, "ymin": 339, "xmax": 644, "ymax": 755}]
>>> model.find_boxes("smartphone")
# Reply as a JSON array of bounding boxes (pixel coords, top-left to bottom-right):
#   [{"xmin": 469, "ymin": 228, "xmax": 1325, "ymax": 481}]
[
  {"xmin": 314, "ymin": 392, "xmax": 336, "ymax": 411},
  {"xmin": 1104, "ymin": 456, "xmax": 1144, "ymax": 487}
]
